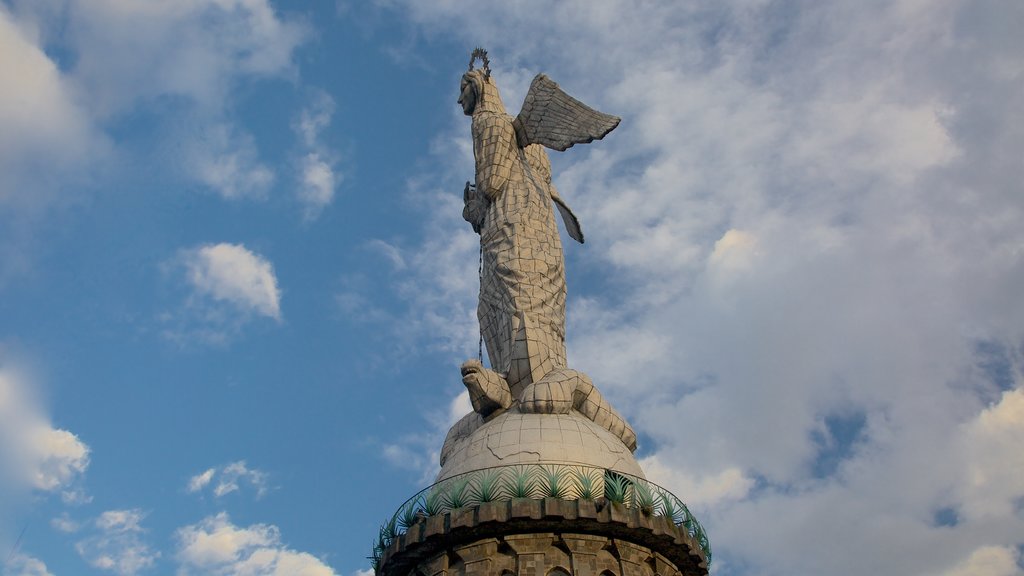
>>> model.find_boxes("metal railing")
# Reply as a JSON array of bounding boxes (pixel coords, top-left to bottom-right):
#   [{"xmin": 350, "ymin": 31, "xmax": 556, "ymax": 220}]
[{"xmin": 372, "ymin": 464, "xmax": 710, "ymax": 571}]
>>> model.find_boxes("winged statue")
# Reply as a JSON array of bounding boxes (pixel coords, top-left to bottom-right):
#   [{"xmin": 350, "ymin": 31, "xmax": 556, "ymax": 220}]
[{"xmin": 444, "ymin": 49, "xmax": 637, "ymax": 461}]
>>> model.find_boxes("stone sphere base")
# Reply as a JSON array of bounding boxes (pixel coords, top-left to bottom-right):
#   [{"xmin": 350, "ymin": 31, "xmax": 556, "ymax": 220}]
[{"xmin": 439, "ymin": 411, "xmax": 644, "ymax": 481}]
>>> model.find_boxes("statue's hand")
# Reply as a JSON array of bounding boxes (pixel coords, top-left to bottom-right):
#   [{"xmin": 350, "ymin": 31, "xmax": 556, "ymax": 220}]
[{"xmin": 462, "ymin": 181, "xmax": 488, "ymax": 234}]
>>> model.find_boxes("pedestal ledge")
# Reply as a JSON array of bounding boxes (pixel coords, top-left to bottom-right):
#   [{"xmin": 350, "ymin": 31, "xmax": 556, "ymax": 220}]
[{"xmin": 377, "ymin": 500, "xmax": 708, "ymax": 576}]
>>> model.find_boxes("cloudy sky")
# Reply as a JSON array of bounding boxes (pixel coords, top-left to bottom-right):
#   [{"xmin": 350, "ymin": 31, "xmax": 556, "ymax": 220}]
[{"xmin": 2, "ymin": 0, "xmax": 1022, "ymax": 575}]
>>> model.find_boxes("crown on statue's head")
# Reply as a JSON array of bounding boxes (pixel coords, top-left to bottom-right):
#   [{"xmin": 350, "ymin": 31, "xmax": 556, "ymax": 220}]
[{"xmin": 468, "ymin": 48, "xmax": 490, "ymax": 78}]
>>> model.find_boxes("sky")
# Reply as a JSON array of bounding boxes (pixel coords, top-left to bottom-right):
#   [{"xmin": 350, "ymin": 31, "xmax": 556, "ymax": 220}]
[{"xmin": 1, "ymin": 0, "xmax": 1022, "ymax": 575}]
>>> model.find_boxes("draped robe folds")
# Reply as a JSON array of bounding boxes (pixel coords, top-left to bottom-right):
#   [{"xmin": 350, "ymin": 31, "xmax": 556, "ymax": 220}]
[{"xmin": 469, "ymin": 75, "xmax": 567, "ymax": 399}]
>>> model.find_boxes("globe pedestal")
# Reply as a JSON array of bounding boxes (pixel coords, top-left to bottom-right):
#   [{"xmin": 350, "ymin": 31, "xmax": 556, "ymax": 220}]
[{"xmin": 438, "ymin": 411, "xmax": 645, "ymax": 481}]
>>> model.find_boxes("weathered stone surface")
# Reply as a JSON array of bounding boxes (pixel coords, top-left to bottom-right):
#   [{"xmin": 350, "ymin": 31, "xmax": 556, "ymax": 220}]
[
  {"xmin": 454, "ymin": 539, "xmax": 501, "ymax": 576},
  {"xmin": 385, "ymin": 528, "xmax": 703, "ymax": 576},
  {"xmin": 438, "ymin": 412, "xmax": 645, "ymax": 481},
  {"xmin": 543, "ymin": 498, "xmax": 577, "ymax": 520},
  {"xmin": 423, "ymin": 514, "xmax": 446, "ymax": 540},
  {"xmin": 510, "ymin": 498, "xmax": 543, "ymax": 520},
  {"xmin": 376, "ymin": 501, "xmax": 707, "ymax": 576},
  {"xmin": 451, "ymin": 506, "xmax": 476, "ymax": 530},
  {"xmin": 576, "ymin": 499, "xmax": 598, "ymax": 520},
  {"xmin": 478, "ymin": 501, "xmax": 509, "ymax": 525}
]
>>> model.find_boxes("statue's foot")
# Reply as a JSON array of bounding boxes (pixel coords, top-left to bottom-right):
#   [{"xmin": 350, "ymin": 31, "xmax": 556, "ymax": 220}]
[
  {"xmin": 461, "ymin": 359, "xmax": 512, "ymax": 417},
  {"xmin": 519, "ymin": 368, "xmax": 638, "ymax": 452},
  {"xmin": 518, "ymin": 371, "xmax": 576, "ymax": 414}
]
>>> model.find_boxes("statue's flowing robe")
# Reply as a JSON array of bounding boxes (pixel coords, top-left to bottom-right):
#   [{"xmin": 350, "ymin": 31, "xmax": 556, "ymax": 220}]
[{"xmin": 470, "ymin": 75, "xmax": 567, "ymax": 397}]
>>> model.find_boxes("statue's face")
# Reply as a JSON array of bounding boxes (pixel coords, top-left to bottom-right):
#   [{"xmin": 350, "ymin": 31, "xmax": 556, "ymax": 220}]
[{"xmin": 458, "ymin": 78, "xmax": 476, "ymax": 115}]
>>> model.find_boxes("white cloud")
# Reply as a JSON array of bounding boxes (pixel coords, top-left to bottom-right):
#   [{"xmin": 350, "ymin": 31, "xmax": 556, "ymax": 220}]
[
  {"xmin": 958, "ymin": 388, "xmax": 1024, "ymax": 521},
  {"xmin": 176, "ymin": 512, "xmax": 336, "ymax": 575},
  {"xmin": 187, "ymin": 461, "xmax": 269, "ymax": 499},
  {"xmin": 345, "ymin": 189, "xmax": 482, "ymax": 360},
  {"xmin": 164, "ymin": 243, "xmax": 283, "ymax": 344},
  {"xmin": 382, "ymin": 391, "xmax": 470, "ymax": 484},
  {"xmin": 0, "ymin": 5, "xmax": 105, "ymax": 282},
  {"xmin": 364, "ymin": 240, "xmax": 407, "ymax": 271},
  {"xmin": 2, "ymin": 553, "xmax": 54, "ymax": 576},
  {"xmin": 183, "ymin": 242, "xmax": 282, "ymax": 320},
  {"xmin": 293, "ymin": 93, "xmax": 342, "ymax": 220},
  {"xmin": 640, "ymin": 455, "xmax": 754, "ymax": 510},
  {"xmin": 191, "ymin": 124, "xmax": 275, "ymax": 200},
  {"xmin": 0, "ymin": 0, "xmax": 308, "ymax": 280},
  {"xmin": 29, "ymin": 0, "xmax": 307, "ymax": 117},
  {"xmin": 51, "ymin": 513, "xmax": 80, "ymax": 534},
  {"xmin": 0, "ymin": 359, "xmax": 90, "ymax": 506},
  {"xmin": 0, "ymin": 5, "xmax": 95, "ymax": 188},
  {"xmin": 376, "ymin": 1, "xmax": 1024, "ymax": 574},
  {"xmin": 188, "ymin": 468, "xmax": 216, "ymax": 493},
  {"xmin": 298, "ymin": 152, "xmax": 337, "ymax": 220},
  {"xmin": 61, "ymin": 486, "xmax": 93, "ymax": 505},
  {"xmin": 295, "ymin": 93, "xmax": 335, "ymax": 149},
  {"xmin": 76, "ymin": 509, "xmax": 159, "ymax": 576},
  {"xmin": 943, "ymin": 546, "xmax": 1022, "ymax": 576}
]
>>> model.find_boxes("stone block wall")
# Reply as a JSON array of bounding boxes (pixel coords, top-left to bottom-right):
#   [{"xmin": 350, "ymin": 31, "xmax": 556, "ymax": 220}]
[
  {"xmin": 378, "ymin": 499, "xmax": 707, "ymax": 576},
  {"xmin": 408, "ymin": 533, "xmax": 692, "ymax": 576}
]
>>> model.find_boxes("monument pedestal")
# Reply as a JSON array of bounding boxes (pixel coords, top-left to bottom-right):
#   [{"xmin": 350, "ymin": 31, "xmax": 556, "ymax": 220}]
[{"xmin": 378, "ymin": 498, "xmax": 709, "ymax": 576}]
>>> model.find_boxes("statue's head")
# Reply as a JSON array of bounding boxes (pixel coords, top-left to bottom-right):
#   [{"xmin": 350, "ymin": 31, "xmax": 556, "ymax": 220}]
[{"xmin": 459, "ymin": 48, "xmax": 505, "ymax": 116}]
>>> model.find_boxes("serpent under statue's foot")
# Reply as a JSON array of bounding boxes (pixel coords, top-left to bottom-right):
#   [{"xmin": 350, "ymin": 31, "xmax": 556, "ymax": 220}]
[
  {"xmin": 461, "ymin": 359, "xmax": 512, "ymax": 417},
  {"xmin": 519, "ymin": 368, "xmax": 638, "ymax": 452}
]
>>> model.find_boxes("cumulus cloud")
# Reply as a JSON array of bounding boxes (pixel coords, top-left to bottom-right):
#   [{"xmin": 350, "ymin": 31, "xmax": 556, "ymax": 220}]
[
  {"xmin": 164, "ymin": 242, "xmax": 283, "ymax": 344},
  {"xmin": 372, "ymin": 1, "xmax": 1024, "ymax": 574},
  {"xmin": 176, "ymin": 512, "xmax": 336, "ymax": 575},
  {"xmin": 0, "ymin": 0, "xmax": 307, "ymax": 279},
  {"xmin": 0, "ymin": 5, "xmax": 105, "ymax": 283},
  {"xmin": 186, "ymin": 461, "xmax": 269, "ymax": 499},
  {"xmin": 0, "ymin": 359, "xmax": 90, "ymax": 509},
  {"xmin": 163, "ymin": 240, "xmax": 284, "ymax": 342},
  {"xmin": 75, "ymin": 509, "xmax": 159, "ymax": 576},
  {"xmin": 183, "ymin": 243, "xmax": 282, "ymax": 319},
  {"xmin": 0, "ymin": 5, "xmax": 95, "ymax": 193},
  {"xmin": 958, "ymin": 388, "xmax": 1024, "ymax": 521},
  {"xmin": 24, "ymin": 0, "xmax": 307, "ymax": 116},
  {"xmin": 640, "ymin": 455, "xmax": 754, "ymax": 510},
  {"xmin": 943, "ymin": 546, "xmax": 1022, "ymax": 576}
]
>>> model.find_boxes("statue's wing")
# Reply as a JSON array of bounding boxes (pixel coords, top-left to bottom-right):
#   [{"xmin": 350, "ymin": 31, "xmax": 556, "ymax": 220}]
[
  {"xmin": 552, "ymin": 196, "xmax": 584, "ymax": 244},
  {"xmin": 512, "ymin": 74, "xmax": 620, "ymax": 152}
]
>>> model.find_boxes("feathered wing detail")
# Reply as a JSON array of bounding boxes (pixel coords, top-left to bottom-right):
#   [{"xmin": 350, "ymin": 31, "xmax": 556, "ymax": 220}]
[
  {"xmin": 552, "ymin": 196, "xmax": 584, "ymax": 244},
  {"xmin": 512, "ymin": 74, "xmax": 621, "ymax": 152}
]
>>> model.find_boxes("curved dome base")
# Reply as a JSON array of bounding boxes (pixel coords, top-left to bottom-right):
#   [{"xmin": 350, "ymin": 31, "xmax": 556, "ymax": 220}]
[{"xmin": 437, "ymin": 409, "xmax": 644, "ymax": 481}]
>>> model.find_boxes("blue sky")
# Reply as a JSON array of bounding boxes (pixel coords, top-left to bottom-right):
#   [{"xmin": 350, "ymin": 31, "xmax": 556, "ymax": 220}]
[{"xmin": 2, "ymin": 1, "xmax": 1023, "ymax": 575}]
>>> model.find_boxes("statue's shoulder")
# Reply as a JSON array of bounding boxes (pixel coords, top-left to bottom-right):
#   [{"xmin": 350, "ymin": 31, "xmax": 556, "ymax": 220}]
[{"xmin": 471, "ymin": 112, "xmax": 517, "ymax": 140}]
